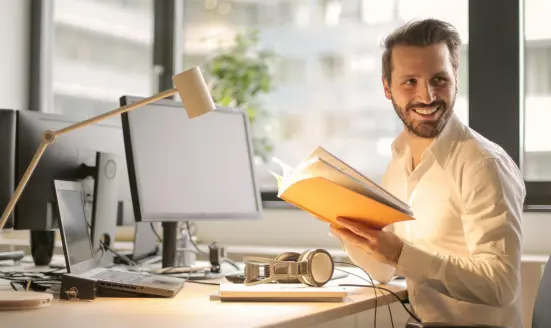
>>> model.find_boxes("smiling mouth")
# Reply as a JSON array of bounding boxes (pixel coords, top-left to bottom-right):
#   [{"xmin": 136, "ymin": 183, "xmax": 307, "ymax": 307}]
[{"xmin": 412, "ymin": 106, "xmax": 441, "ymax": 116}]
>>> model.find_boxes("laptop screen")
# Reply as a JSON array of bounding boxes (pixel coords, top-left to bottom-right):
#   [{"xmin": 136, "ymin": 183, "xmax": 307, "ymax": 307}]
[{"xmin": 56, "ymin": 188, "xmax": 94, "ymax": 268}]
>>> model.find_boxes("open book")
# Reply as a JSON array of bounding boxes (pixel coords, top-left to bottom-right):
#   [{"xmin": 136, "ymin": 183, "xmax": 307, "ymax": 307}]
[{"xmin": 270, "ymin": 146, "xmax": 414, "ymax": 229}]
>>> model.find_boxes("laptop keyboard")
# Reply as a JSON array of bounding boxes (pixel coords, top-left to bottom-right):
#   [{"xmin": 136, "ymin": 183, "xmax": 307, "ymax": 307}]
[{"xmin": 92, "ymin": 270, "xmax": 148, "ymax": 285}]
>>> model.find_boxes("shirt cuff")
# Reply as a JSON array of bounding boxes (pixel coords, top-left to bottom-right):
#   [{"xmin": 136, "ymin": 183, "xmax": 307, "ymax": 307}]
[{"xmin": 396, "ymin": 242, "xmax": 437, "ymax": 284}]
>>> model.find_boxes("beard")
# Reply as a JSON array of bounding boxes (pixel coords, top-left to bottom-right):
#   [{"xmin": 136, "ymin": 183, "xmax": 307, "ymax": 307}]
[{"xmin": 391, "ymin": 95, "xmax": 455, "ymax": 139}]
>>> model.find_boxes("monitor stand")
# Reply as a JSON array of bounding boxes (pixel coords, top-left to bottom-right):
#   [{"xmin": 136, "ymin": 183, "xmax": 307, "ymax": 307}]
[
  {"xmin": 162, "ymin": 222, "xmax": 178, "ymax": 268},
  {"xmin": 161, "ymin": 222, "xmax": 224, "ymax": 280}
]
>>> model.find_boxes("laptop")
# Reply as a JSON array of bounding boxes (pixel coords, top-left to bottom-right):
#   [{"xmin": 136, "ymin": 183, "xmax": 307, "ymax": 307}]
[{"xmin": 54, "ymin": 180, "xmax": 185, "ymax": 298}]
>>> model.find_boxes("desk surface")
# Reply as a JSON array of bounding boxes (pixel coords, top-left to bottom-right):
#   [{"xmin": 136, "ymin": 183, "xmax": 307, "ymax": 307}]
[{"xmin": 0, "ymin": 257, "xmax": 407, "ymax": 328}]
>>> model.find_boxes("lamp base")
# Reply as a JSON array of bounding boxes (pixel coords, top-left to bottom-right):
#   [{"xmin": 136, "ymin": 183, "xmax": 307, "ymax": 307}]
[{"xmin": 0, "ymin": 291, "xmax": 53, "ymax": 311}]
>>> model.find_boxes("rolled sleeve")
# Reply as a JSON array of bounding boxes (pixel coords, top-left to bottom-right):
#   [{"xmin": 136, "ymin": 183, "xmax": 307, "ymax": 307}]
[{"xmin": 396, "ymin": 241, "xmax": 434, "ymax": 284}]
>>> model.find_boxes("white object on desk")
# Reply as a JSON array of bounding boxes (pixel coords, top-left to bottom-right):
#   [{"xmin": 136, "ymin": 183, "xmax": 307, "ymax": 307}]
[
  {"xmin": 212, "ymin": 283, "xmax": 348, "ymax": 302},
  {"xmin": 0, "ymin": 291, "xmax": 53, "ymax": 311}
]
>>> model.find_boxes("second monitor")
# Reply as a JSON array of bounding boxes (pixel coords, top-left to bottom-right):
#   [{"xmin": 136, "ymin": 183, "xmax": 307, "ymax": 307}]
[{"xmin": 120, "ymin": 95, "xmax": 262, "ymax": 268}]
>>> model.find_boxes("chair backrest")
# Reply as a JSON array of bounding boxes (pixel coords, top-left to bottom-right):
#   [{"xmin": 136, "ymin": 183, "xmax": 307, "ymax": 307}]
[{"xmin": 532, "ymin": 256, "xmax": 551, "ymax": 328}]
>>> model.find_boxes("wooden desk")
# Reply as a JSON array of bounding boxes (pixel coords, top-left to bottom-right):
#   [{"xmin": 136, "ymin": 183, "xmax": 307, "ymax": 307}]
[{"xmin": 0, "ymin": 257, "xmax": 408, "ymax": 328}]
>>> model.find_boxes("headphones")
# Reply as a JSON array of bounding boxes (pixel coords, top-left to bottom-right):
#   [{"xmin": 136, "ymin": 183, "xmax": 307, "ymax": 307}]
[{"xmin": 243, "ymin": 248, "xmax": 334, "ymax": 287}]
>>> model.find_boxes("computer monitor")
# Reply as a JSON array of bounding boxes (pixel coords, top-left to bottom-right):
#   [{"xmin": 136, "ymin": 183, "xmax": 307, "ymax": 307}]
[
  {"xmin": 0, "ymin": 109, "xmax": 16, "ymax": 229},
  {"xmin": 120, "ymin": 95, "xmax": 262, "ymax": 268},
  {"xmin": 15, "ymin": 110, "xmax": 134, "ymax": 231}
]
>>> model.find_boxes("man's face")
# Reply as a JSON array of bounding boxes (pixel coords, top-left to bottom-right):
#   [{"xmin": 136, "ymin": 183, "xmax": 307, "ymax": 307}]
[{"xmin": 383, "ymin": 43, "xmax": 457, "ymax": 139}]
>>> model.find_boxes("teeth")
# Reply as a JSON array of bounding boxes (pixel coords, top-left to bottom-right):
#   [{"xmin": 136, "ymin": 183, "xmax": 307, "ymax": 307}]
[{"xmin": 414, "ymin": 106, "xmax": 439, "ymax": 115}]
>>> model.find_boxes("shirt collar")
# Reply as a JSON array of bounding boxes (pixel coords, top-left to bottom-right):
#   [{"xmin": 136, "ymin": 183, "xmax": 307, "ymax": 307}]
[{"xmin": 391, "ymin": 112, "xmax": 464, "ymax": 169}]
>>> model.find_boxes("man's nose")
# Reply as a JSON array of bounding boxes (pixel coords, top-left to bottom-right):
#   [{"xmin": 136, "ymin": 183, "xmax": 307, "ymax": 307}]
[{"xmin": 416, "ymin": 83, "xmax": 436, "ymax": 104}]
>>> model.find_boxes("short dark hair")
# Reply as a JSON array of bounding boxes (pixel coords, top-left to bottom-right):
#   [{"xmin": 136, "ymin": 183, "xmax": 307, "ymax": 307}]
[{"xmin": 382, "ymin": 18, "xmax": 462, "ymax": 84}]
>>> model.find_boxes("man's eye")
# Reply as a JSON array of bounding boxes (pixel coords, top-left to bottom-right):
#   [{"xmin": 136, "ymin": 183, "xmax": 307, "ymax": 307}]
[
  {"xmin": 433, "ymin": 76, "xmax": 448, "ymax": 84},
  {"xmin": 403, "ymin": 79, "xmax": 416, "ymax": 85}
]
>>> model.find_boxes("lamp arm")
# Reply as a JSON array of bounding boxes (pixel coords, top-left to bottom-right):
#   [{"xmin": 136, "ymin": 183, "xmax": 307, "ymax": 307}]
[
  {"xmin": 55, "ymin": 88, "xmax": 178, "ymax": 136},
  {"xmin": 0, "ymin": 87, "xmax": 179, "ymax": 230},
  {"xmin": 0, "ymin": 132, "xmax": 55, "ymax": 230}
]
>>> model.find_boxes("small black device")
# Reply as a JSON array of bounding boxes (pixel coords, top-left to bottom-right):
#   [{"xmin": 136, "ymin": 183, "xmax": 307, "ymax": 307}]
[
  {"xmin": 53, "ymin": 180, "xmax": 185, "ymax": 299},
  {"xmin": 208, "ymin": 242, "xmax": 224, "ymax": 274}
]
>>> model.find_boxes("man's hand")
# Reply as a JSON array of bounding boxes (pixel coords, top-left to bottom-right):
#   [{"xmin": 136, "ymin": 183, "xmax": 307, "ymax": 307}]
[{"xmin": 330, "ymin": 217, "xmax": 404, "ymax": 266}]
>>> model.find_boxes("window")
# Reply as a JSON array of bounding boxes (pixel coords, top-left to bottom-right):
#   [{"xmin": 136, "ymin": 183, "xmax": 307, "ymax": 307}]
[
  {"xmin": 49, "ymin": 0, "xmax": 155, "ymax": 117},
  {"xmin": 179, "ymin": 0, "xmax": 469, "ymax": 195},
  {"xmin": 523, "ymin": 0, "xmax": 551, "ymax": 181}
]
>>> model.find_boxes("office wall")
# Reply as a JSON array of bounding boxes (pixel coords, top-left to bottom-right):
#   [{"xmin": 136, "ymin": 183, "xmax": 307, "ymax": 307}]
[{"xmin": 0, "ymin": 0, "xmax": 30, "ymax": 110}]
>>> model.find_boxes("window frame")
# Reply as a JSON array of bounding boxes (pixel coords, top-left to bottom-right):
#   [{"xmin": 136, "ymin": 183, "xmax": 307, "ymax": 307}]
[{"xmin": 469, "ymin": 0, "xmax": 551, "ymax": 211}]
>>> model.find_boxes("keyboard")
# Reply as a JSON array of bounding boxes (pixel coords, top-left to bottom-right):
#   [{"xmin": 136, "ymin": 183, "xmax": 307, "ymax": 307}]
[{"xmin": 92, "ymin": 269, "xmax": 149, "ymax": 285}]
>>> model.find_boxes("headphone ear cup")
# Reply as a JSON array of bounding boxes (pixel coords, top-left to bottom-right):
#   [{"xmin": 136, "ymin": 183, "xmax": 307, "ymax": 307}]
[
  {"xmin": 296, "ymin": 249, "xmax": 315, "ymax": 286},
  {"xmin": 274, "ymin": 252, "xmax": 300, "ymax": 284},
  {"xmin": 299, "ymin": 249, "xmax": 334, "ymax": 287}
]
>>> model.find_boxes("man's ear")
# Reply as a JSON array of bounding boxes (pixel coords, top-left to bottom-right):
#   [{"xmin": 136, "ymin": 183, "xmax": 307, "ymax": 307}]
[{"xmin": 382, "ymin": 76, "xmax": 392, "ymax": 100}]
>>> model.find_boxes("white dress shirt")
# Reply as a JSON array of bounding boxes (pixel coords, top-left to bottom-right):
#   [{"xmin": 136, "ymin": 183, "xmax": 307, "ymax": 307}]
[{"xmin": 344, "ymin": 113, "xmax": 525, "ymax": 327}]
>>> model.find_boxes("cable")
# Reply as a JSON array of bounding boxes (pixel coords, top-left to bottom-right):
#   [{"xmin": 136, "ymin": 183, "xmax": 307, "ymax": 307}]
[
  {"xmin": 222, "ymin": 257, "xmax": 240, "ymax": 270},
  {"xmin": 0, "ymin": 270, "xmax": 63, "ymax": 293},
  {"xmin": 100, "ymin": 240, "xmax": 137, "ymax": 266},
  {"xmin": 183, "ymin": 221, "xmax": 239, "ymax": 271},
  {"xmin": 185, "ymin": 221, "xmax": 207, "ymax": 255},
  {"xmin": 334, "ymin": 261, "xmax": 381, "ymax": 328},
  {"xmin": 150, "ymin": 223, "xmax": 162, "ymax": 243},
  {"xmin": 334, "ymin": 261, "xmax": 421, "ymax": 324},
  {"xmin": 84, "ymin": 221, "xmax": 136, "ymax": 266}
]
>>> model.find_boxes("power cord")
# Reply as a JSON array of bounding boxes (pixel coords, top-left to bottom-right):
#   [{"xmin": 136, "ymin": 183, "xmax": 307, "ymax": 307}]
[
  {"xmin": 334, "ymin": 261, "xmax": 421, "ymax": 324},
  {"xmin": 100, "ymin": 240, "xmax": 137, "ymax": 266},
  {"xmin": 184, "ymin": 221, "xmax": 240, "ymax": 271},
  {"xmin": 0, "ymin": 269, "xmax": 64, "ymax": 292},
  {"xmin": 334, "ymin": 261, "xmax": 383, "ymax": 328},
  {"xmin": 150, "ymin": 223, "xmax": 162, "ymax": 243},
  {"xmin": 85, "ymin": 221, "xmax": 137, "ymax": 267}
]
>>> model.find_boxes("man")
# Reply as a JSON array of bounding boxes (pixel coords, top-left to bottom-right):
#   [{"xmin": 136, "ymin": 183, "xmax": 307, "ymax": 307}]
[{"xmin": 330, "ymin": 19, "xmax": 525, "ymax": 327}]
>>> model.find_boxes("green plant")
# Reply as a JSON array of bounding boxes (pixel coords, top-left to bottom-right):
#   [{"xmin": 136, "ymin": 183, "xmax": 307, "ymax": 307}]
[{"xmin": 204, "ymin": 28, "xmax": 278, "ymax": 163}]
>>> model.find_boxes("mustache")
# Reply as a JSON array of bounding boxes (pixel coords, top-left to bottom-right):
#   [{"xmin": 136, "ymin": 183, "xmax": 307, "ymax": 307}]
[{"xmin": 406, "ymin": 100, "xmax": 446, "ymax": 111}]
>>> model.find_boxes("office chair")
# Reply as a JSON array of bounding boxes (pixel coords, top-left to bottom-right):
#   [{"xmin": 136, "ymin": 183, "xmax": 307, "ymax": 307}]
[{"xmin": 406, "ymin": 256, "xmax": 551, "ymax": 328}]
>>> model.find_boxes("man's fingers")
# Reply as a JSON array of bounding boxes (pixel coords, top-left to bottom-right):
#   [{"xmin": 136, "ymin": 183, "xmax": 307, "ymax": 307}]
[
  {"xmin": 336, "ymin": 217, "xmax": 378, "ymax": 239},
  {"xmin": 331, "ymin": 225, "xmax": 373, "ymax": 250}
]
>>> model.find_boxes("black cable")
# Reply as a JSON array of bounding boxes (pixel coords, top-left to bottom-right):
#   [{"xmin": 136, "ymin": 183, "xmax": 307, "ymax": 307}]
[
  {"xmin": 340, "ymin": 283, "xmax": 420, "ymax": 323},
  {"xmin": 223, "ymin": 258, "xmax": 240, "ymax": 270},
  {"xmin": 334, "ymin": 261, "xmax": 420, "ymax": 324},
  {"xmin": 334, "ymin": 261, "xmax": 381, "ymax": 328},
  {"xmin": 100, "ymin": 240, "xmax": 137, "ymax": 266},
  {"xmin": 150, "ymin": 223, "xmax": 162, "ymax": 243},
  {"xmin": 83, "ymin": 220, "xmax": 136, "ymax": 266},
  {"xmin": 184, "ymin": 222, "xmax": 240, "ymax": 271}
]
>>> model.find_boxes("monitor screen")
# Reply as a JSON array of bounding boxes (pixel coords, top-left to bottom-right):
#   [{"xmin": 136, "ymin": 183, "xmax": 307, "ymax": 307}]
[
  {"xmin": 121, "ymin": 96, "xmax": 262, "ymax": 222},
  {"xmin": 56, "ymin": 188, "xmax": 94, "ymax": 268}
]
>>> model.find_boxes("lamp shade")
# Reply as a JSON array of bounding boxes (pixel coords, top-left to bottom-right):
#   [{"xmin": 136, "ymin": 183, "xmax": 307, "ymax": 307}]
[{"xmin": 173, "ymin": 67, "xmax": 216, "ymax": 118}]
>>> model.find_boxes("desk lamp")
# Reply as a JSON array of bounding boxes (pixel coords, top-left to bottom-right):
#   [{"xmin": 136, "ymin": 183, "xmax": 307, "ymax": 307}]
[{"xmin": 0, "ymin": 67, "xmax": 215, "ymax": 309}]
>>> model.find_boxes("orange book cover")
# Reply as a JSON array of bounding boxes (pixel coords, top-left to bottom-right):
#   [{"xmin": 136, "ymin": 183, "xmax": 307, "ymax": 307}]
[{"xmin": 270, "ymin": 146, "xmax": 414, "ymax": 230}]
